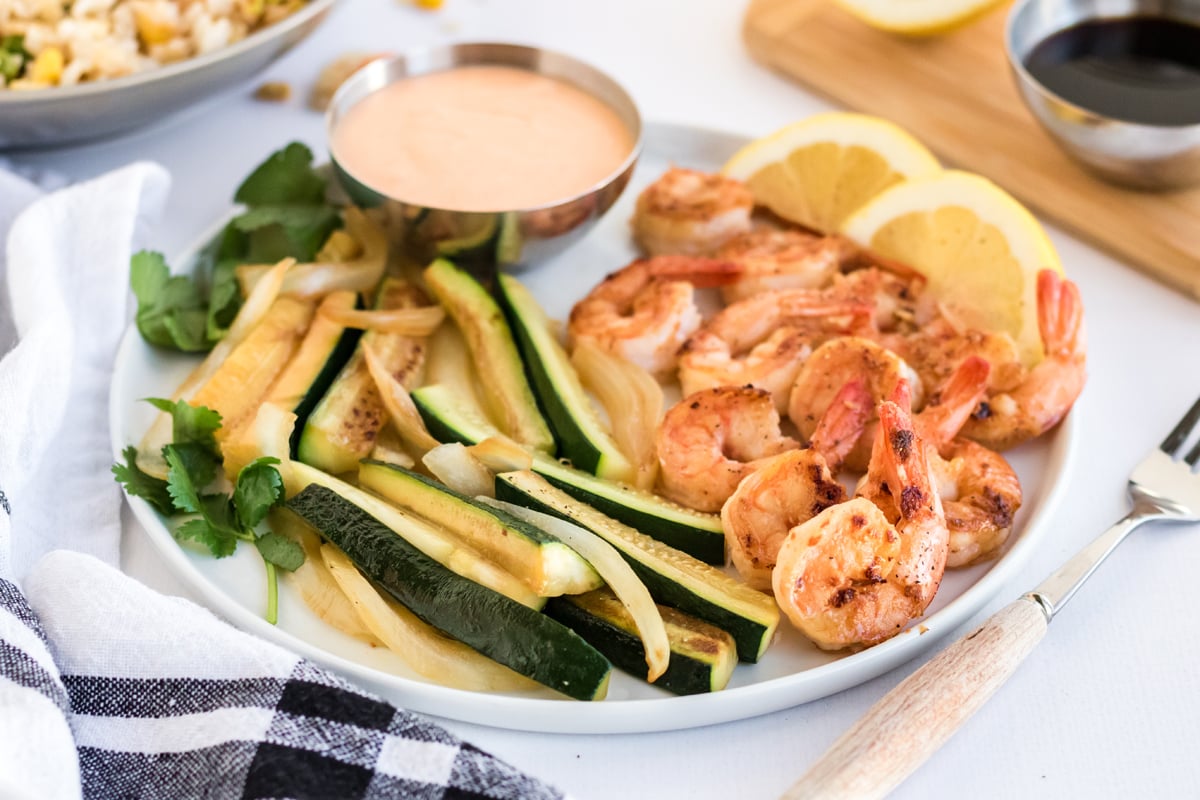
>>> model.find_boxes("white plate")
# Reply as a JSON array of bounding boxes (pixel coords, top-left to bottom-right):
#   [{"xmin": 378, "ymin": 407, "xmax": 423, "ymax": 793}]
[
  {"xmin": 110, "ymin": 122, "xmax": 1076, "ymax": 734},
  {"xmin": 0, "ymin": 0, "xmax": 339, "ymax": 149}
]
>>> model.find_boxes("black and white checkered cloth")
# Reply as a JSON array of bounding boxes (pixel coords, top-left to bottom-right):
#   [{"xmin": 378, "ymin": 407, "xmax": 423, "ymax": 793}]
[
  {"xmin": 0, "ymin": 552, "xmax": 565, "ymax": 800},
  {"xmin": 0, "ymin": 165, "xmax": 570, "ymax": 799}
]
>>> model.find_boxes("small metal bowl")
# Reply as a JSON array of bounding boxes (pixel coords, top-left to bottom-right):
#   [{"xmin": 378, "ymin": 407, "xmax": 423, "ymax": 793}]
[
  {"xmin": 326, "ymin": 42, "xmax": 642, "ymax": 272},
  {"xmin": 1005, "ymin": 0, "xmax": 1200, "ymax": 190}
]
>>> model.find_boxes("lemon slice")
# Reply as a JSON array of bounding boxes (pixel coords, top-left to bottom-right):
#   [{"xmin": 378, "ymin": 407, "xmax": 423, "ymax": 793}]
[
  {"xmin": 721, "ymin": 112, "xmax": 941, "ymax": 234},
  {"xmin": 841, "ymin": 170, "xmax": 1062, "ymax": 366},
  {"xmin": 834, "ymin": 0, "xmax": 1007, "ymax": 36}
]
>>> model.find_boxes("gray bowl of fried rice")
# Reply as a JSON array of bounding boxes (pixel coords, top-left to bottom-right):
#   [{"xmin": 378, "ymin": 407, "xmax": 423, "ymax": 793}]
[{"xmin": 0, "ymin": 0, "xmax": 339, "ymax": 148}]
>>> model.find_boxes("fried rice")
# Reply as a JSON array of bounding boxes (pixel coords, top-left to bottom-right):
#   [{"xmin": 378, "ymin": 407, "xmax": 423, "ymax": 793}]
[{"xmin": 0, "ymin": 0, "xmax": 306, "ymax": 90}]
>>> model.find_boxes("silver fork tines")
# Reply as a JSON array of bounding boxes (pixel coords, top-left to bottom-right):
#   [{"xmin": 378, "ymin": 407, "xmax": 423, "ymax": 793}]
[{"xmin": 1032, "ymin": 396, "xmax": 1200, "ymax": 620}]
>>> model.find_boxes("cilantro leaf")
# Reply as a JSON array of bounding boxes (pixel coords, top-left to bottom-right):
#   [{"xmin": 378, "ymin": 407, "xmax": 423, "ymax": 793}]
[
  {"xmin": 234, "ymin": 142, "xmax": 327, "ymax": 206},
  {"xmin": 145, "ymin": 398, "xmax": 222, "ymax": 454},
  {"xmin": 254, "ymin": 531, "xmax": 305, "ymax": 572},
  {"xmin": 233, "ymin": 457, "xmax": 284, "ymax": 530},
  {"xmin": 233, "ymin": 204, "xmax": 341, "ymax": 263},
  {"xmin": 129, "ymin": 251, "xmax": 210, "ymax": 352},
  {"xmin": 163, "ymin": 445, "xmax": 207, "ymax": 513},
  {"xmin": 175, "ymin": 518, "xmax": 239, "ymax": 558},
  {"xmin": 112, "ymin": 446, "xmax": 174, "ymax": 516}
]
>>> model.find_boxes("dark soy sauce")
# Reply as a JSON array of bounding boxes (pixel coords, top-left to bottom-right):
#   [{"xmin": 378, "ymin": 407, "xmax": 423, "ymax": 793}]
[{"xmin": 1023, "ymin": 17, "xmax": 1200, "ymax": 126}]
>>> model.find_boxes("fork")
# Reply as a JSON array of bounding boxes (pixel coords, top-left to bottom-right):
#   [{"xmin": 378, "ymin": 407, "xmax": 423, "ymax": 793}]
[{"xmin": 781, "ymin": 398, "xmax": 1200, "ymax": 800}]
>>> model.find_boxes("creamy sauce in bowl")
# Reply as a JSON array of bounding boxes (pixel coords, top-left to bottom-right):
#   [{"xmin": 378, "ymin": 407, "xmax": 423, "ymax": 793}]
[{"xmin": 331, "ymin": 65, "xmax": 636, "ymax": 212}]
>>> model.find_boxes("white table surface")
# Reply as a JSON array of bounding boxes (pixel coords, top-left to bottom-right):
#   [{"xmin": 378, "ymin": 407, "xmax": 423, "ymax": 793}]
[{"xmin": 14, "ymin": 1, "xmax": 1200, "ymax": 797}]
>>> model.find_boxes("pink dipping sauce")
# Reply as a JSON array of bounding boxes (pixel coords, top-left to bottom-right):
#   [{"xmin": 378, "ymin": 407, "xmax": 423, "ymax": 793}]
[{"xmin": 332, "ymin": 65, "xmax": 635, "ymax": 212}]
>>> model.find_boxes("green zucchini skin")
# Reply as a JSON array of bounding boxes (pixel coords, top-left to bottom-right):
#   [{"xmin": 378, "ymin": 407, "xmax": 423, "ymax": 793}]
[
  {"xmin": 410, "ymin": 383, "xmax": 725, "ymax": 565},
  {"xmin": 358, "ymin": 460, "xmax": 602, "ymax": 597},
  {"xmin": 546, "ymin": 590, "xmax": 737, "ymax": 696},
  {"xmin": 495, "ymin": 273, "xmax": 632, "ymax": 481},
  {"xmin": 288, "ymin": 323, "xmax": 363, "ymax": 458},
  {"xmin": 286, "ymin": 485, "xmax": 611, "ymax": 701},
  {"xmin": 495, "ymin": 472, "xmax": 778, "ymax": 663}
]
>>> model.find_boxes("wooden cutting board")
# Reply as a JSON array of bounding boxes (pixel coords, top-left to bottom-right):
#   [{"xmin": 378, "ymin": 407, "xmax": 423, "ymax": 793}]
[{"xmin": 742, "ymin": 0, "xmax": 1200, "ymax": 299}]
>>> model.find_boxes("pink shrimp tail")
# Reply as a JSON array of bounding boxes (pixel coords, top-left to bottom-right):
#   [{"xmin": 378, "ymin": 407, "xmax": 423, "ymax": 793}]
[
  {"xmin": 918, "ymin": 356, "xmax": 991, "ymax": 446},
  {"xmin": 874, "ymin": 400, "xmax": 938, "ymax": 518},
  {"xmin": 810, "ymin": 378, "xmax": 872, "ymax": 467},
  {"xmin": 644, "ymin": 255, "xmax": 744, "ymax": 288},
  {"xmin": 1038, "ymin": 270, "xmax": 1084, "ymax": 357},
  {"xmin": 887, "ymin": 377, "xmax": 913, "ymax": 412}
]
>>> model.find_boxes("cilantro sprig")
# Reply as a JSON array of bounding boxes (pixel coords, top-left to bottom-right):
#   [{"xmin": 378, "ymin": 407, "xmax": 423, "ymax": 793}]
[
  {"xmin": 112, "ymin": 398, "xmax": 304, "ymax": 624},
  {"xmin": 131, "ymin": 142, "xmax": 340, "ymax": 353}
]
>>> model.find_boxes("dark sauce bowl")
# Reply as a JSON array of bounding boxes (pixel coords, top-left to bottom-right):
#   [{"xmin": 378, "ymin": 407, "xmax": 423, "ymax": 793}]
[{"xmin": 1006, "ymin": 0, "xmax": 1200, "ymax": 190}]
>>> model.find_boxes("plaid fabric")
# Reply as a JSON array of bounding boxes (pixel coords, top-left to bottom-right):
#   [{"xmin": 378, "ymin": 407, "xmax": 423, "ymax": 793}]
[{"xmin": 0, "ymin": 552, "xmax": 568, "ymax": 800}]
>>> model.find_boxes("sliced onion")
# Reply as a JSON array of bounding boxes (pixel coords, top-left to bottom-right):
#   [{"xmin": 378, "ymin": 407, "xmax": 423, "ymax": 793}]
[
  {"xmin": 252, "ymin": 401, "xmax": 300, "ymax": 496},
  {"xmin": 237, "ymin": 207, "xmax": 387, "ymax": 299},
  {"xmin": 363, "ymin": 343, "xmax": 441, "ymax": 455},
  {"xmin": 320, "ymin": 304, "xmax": 445, "ymax": 335},
  {"xmin": 270, "ymin": 509, "xmax": 377, "ymax": 642},
  {"xmin": 571, "ymin": 339, "xmax": 663, "ymax": 491},
  {"xmin": 320, "ymin": 543, "xmax": 538, "ymax": 692},
  {"xmin": 138, "ymin": 258, "xmax": 292, "ymax": 478},
  {"xmin": 422, "ymin": 442, "xmax": 495, "ymax": 498},
  {"xmin": 468, "ymin": 436, "xmax": 532, "ymax": 474},
  {"xmin": 485, "ymin": 496, "xmax": 669, "ymax": 682},
  {"xmin": 368, "ymin": 426, "xmax": 416, "ymax": 469}
]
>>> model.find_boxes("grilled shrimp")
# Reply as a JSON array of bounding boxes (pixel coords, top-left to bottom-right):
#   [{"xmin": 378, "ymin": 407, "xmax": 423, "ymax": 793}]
[
  {"xmin": 722, "ymin": 380, "xmax": 871, "ymax": 590},
  {"xmin": 631, "ymin": 167, "xmax": 755, "ymax": 257},
  {"xmin": 677, "ymin": 288, "xmax": 871, "ymax": 413},
  {"xmin": 898, "ymin": 318, "xmax": 1026, "ymax": 398},
  {"xmin": 656, "ymin": 385, "xmax": 798, "ymax": 513},
  {"xmin": 773, "ymin": 399, "xmax": 949, "ymax": 650},
  {"xmin": 567, "ymin": 255, "xmax": 742, "ymax": 376},
  {"xmin": 787, "ymin": 336, "xmax": 924, "ymax": 471},
  {"xmin": 959, "ymin": 270, "xmax": 1087, "ymax": 450},
  {"xmin": 897, "ymin": 357, "xmax": 1024, "ymax": 567},
  {"xmin": 714, "ymin": 228, "xmax": 850, "ymax": 303}
]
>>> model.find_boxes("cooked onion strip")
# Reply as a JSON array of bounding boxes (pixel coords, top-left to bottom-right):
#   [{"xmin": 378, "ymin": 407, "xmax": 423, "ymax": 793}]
[
  {"xmin": 252, "ymin": 402, "xmax": 300, "ymax": 496},
  {"xmin": 363, "ymin": 343, "xmax": 441, "ymax": 455},
  {"xmin": 486, "ymin": 497, "xmax": 669, "ymax": 682},
  {"xmin": 571, "ymin": 340, "xmax": 663, "ymax": 490},
  {"xmin": 320, "ymin": 304, "xmax": 445, "ymax": 335},
  {"xmin": 237, "ymin": 207, "xmax": 387, "ymax": 298},
  {"xmin": 422, "ymin": 443, "xmax": 495, "ymax": 498},
  {"xmin": 270, "ymin": 509, "xmax": 377, "ymax": 641},
  {"xmin": 320, "ymin": 543, "xmax": 538, "ymax": 691},
  {"xmin": 137, "ymin": 258, "xmax": 292, "ymax": 478},
  {"xmin": 468, "ymin": 436, "xmax": 532, "ymax": 474}
]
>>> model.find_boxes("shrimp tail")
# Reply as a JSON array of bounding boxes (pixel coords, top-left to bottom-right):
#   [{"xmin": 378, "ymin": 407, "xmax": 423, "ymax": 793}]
[
  {"xmin": 1038, "ymin": 269, "xmax": 1084, "ymax": 357},
  {"xmin": 874, "ymin": 400, "xmax": 939, "ymax": 519},
  {"xmin": 646, "ymin": 255, "xmax": 744, "ymax": 288},
  {"xmin": 809, "ymin": 378, "xmax": 872, "ymax": 469},
  {"xmin": 917, "ymin": 356, "xmax": 991, "ymax": 447}
]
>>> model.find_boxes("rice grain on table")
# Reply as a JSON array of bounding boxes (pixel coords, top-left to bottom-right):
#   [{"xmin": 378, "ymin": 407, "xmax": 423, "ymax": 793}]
[{"xmin": 0, "ymin": 0, "xmax": 306, "ymax": 90}]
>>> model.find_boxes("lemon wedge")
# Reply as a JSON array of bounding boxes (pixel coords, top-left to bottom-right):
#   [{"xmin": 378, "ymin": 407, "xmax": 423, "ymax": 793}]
[
  {"xmin": 834, "ymin": 0, "xmax": 1007, "ymax": 36},
  {"xmin": 841, "ymin": 170, "xmax": 1062, "ymax": 366},
  {"xmin": 722, "ymin": 112, "xmax": 941, "ymax": 234}
]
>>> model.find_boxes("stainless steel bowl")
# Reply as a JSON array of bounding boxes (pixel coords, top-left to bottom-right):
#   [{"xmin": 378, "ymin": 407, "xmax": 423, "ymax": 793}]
[
  {"xmin": 1006, "ymin": 0, "xmax": 1200, "ymax": 190},
  {"xmin": 0, "ymin": 0, "xmax": 339, "ymax": 150},
  {"xmin": 326, "ymin": 42, "xmax": 642, "ymax": 273}
]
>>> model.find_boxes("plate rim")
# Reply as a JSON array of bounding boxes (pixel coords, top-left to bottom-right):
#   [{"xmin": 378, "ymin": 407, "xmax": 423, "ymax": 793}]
[
  {"xmin": 110, "ymin": 120, "xmax": 1078, "ymax": 734},
  {"xmin": 0, "ymin": 0, "xmax": 340, "ymax": 107}
]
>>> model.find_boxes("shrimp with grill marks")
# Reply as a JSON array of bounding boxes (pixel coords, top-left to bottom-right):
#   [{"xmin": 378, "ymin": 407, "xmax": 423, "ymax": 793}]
[
  {"xmin": 773, "ymin": 398, "xmax": 949, "ymax": 650},
  {"xmin": 567, "ymin": 255, "xmax": 742, "ymax": 376},
  {"xmin": 631, "ymin": 167, "xmax": 755, "ymax": 257},
  {"xmin": 722, "ymin": 379, "xmax": 871, "ymax": 591},
  {"xmin": 656, "ymin": 385, "xmax": 799, "ymax": 513}
]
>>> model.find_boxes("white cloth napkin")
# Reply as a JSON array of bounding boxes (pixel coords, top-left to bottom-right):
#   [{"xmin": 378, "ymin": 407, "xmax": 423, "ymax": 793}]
[{"xmin": 0, "ymin": 166, "xmax": 568, "ymax": 800}]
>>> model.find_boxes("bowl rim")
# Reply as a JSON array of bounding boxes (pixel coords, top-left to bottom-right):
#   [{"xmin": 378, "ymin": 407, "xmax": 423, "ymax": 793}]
[
  {"xmin": 0, "ymin": 0, "xmax": 340, "ymax": 106},
  {"xmin": 323, "ymin": 40, "xmax": 645, "ymax": 215},
  {"xmin": 1003, "ymin": 0, "xmax": 1200, "ymax": 132}
]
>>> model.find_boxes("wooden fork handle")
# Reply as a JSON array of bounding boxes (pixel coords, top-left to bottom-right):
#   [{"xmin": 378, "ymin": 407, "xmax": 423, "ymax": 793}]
[{"xmin": 782, "ymin": 597, "xmax": 1050, "ymax": 800}]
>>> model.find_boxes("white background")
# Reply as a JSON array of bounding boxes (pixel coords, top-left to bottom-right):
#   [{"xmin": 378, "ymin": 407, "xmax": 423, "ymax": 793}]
[{"xmin": 13, "ymin": 1, "xmax": 1200, "ymax": 797}]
